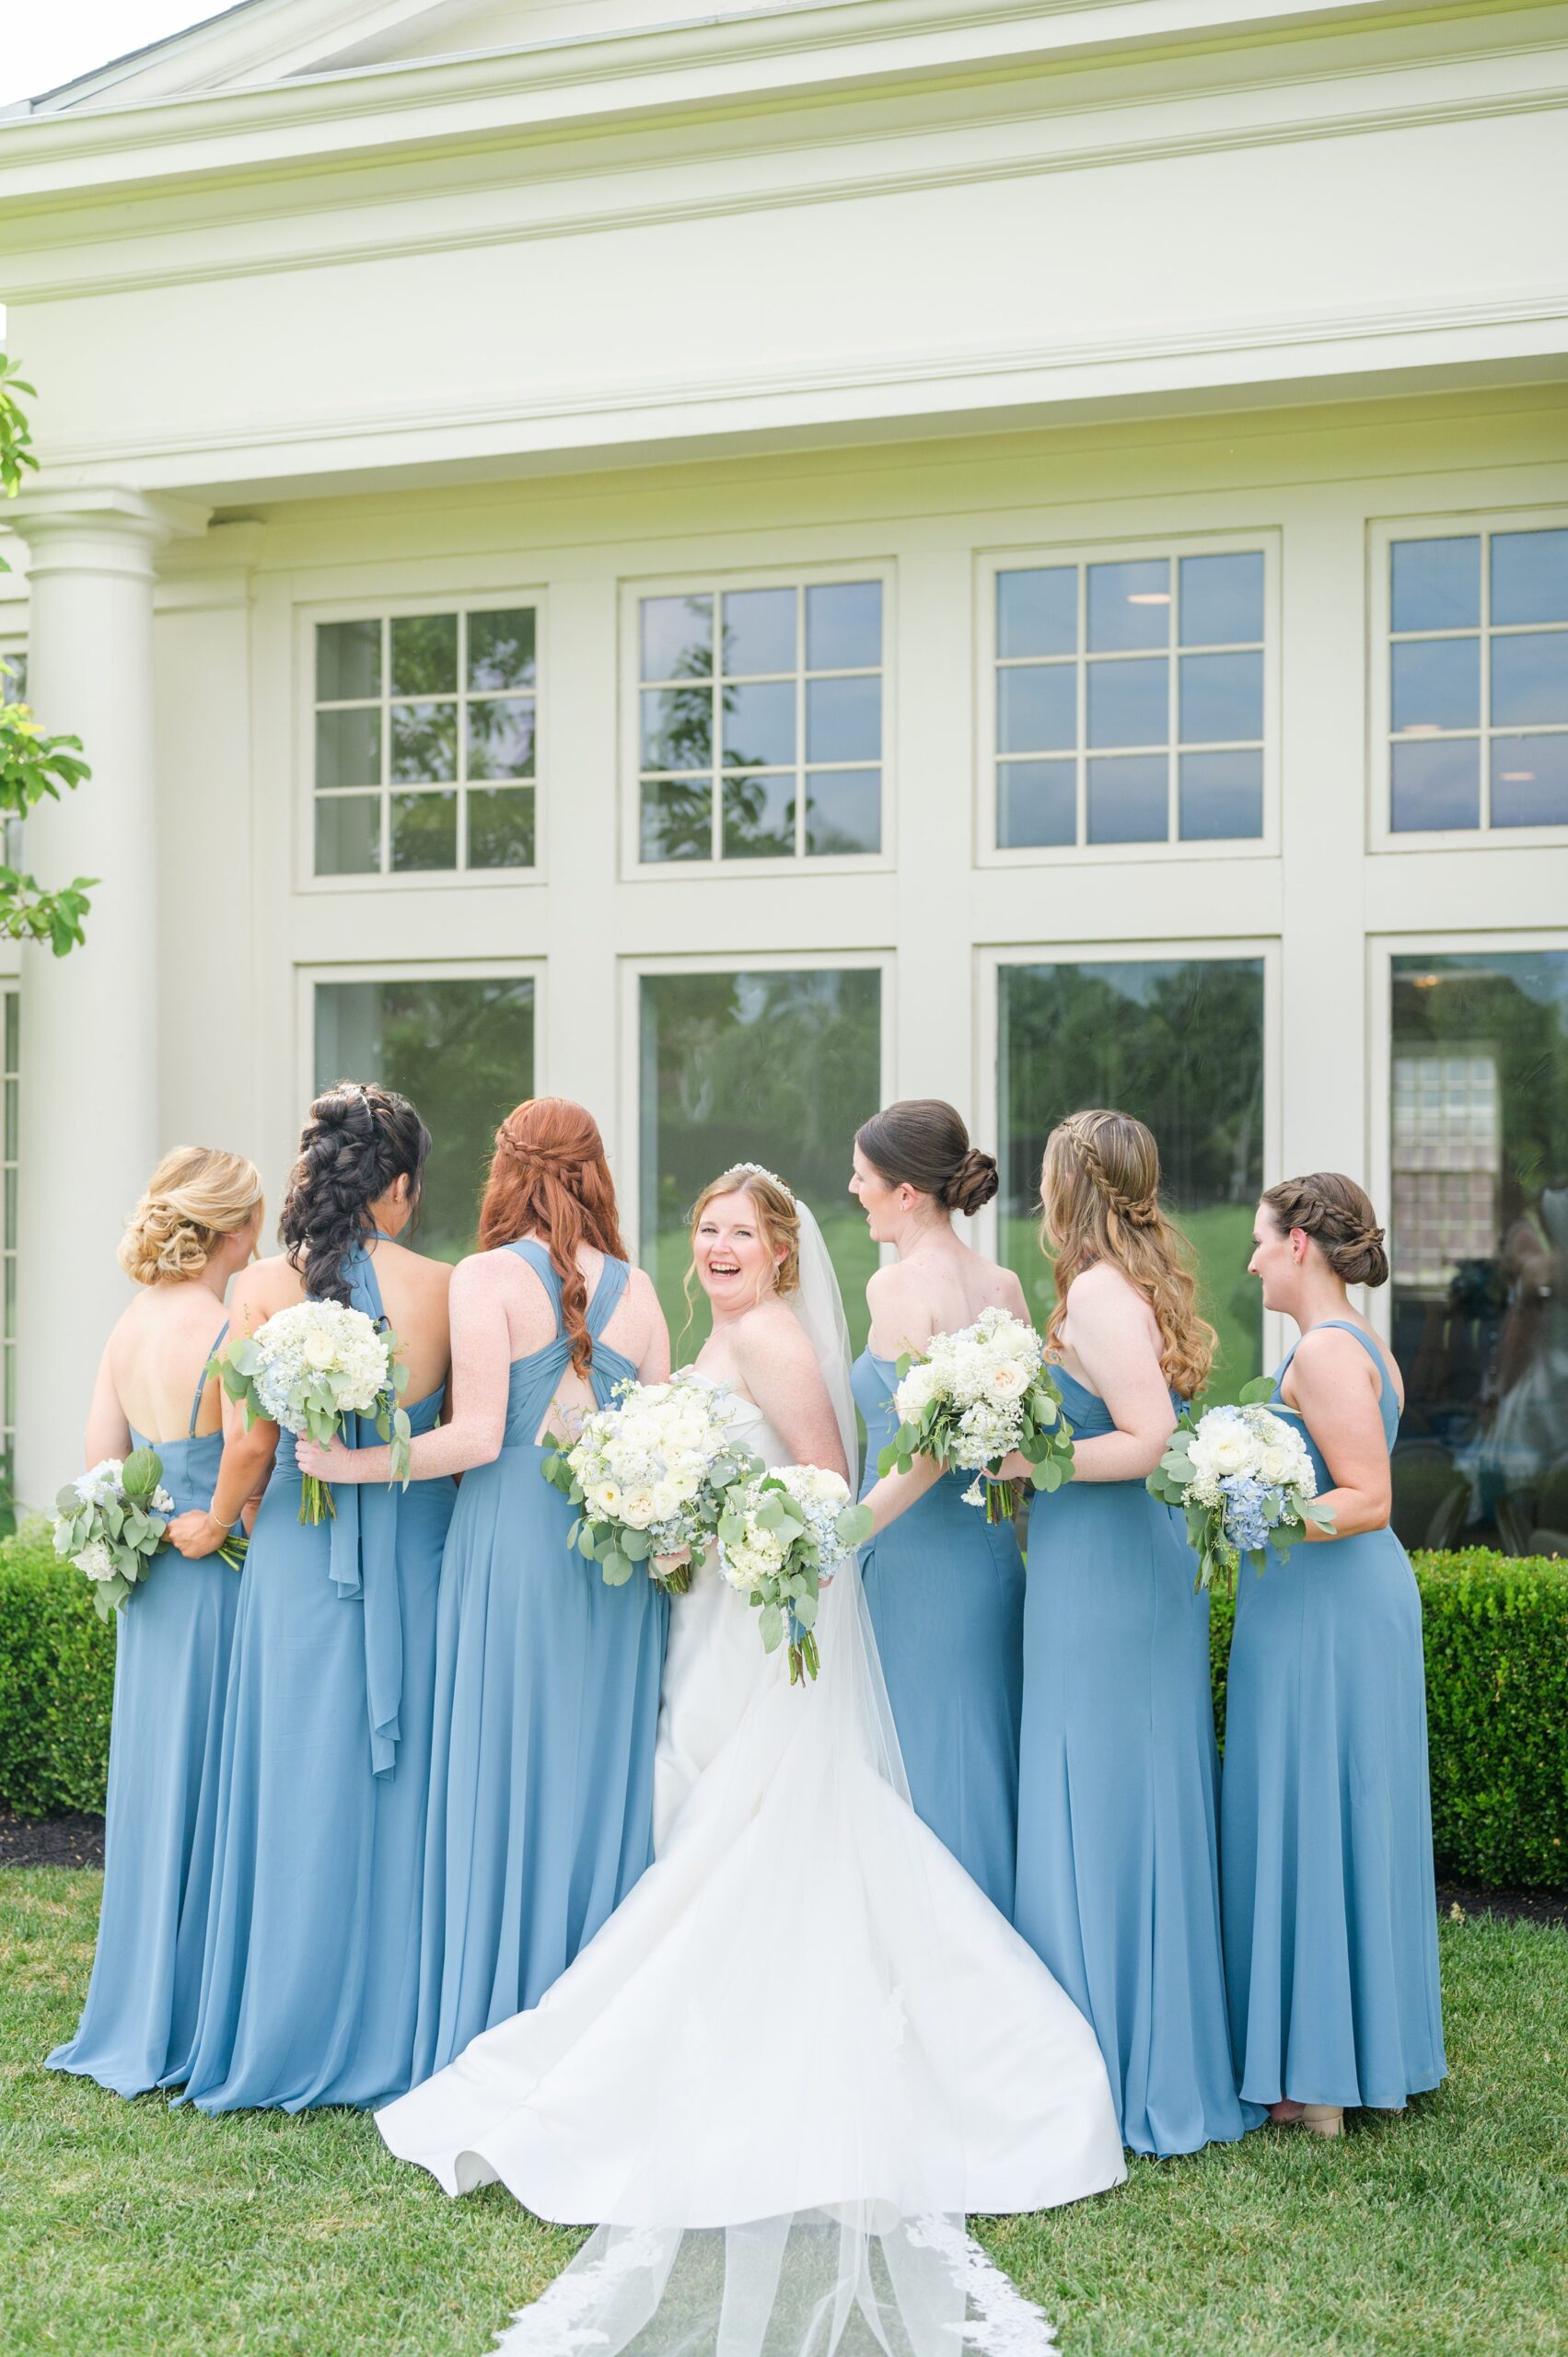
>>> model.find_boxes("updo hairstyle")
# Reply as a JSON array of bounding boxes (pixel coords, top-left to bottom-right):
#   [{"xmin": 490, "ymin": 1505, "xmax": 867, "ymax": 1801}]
[
  {"xmin": 1260, "ymin": 1171, "xmax": 1389, "ymax": 1289},
  {"xmin": 280, "ymin": 1082, "xmax": 431, "ymax": 1307},
  {"xmin": 119, "ymin": 1146, "xmax": 264, "ymax": 1285},
  {"xmin": 478, "ymin": 1098, "xmax": 628, "ymax": 1377},
  {"xmin": 855, "ymin": 1099, "xmax": 999, "ymax": 1217}
]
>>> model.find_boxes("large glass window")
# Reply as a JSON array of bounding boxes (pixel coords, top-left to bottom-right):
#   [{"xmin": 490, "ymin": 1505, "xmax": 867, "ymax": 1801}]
[
  {"xmin": 313, "ymin": 608, "xmax": 538, "ymax": 877},
  {"xmin": 1389, "ymin": 950, "xmax": 1568, "ymax": 1553},
  {"xmin": 637, "ymin": 581, "xmax": 884, "ymax": 865},
  {"xmin": 992, "ymin": 549, "xmax": 1267, "ymax": 851},
  {"xmin": 1386, "ymin": 527, "xmax": 1568, "ymax": 833},
  {"xmin": 313, "ymin": 974, "xmax": 535, "ymax": 1260},
  {"xmin": 996, "ymin": 958, "xmax": 1265, "ymax": 1402},
  {"xmin": 637, "ymin": 967, "xmax": 882, "ymax": 1351}
]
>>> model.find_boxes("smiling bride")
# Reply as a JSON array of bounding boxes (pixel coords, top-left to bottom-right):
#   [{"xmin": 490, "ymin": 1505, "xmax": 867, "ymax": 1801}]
[{"xmin": 376, "ymin": 1161, "xmax": 1125, "ymax": 2357}]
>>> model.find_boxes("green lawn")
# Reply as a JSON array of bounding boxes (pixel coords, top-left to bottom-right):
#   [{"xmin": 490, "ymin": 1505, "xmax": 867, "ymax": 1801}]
[{"xmin": 2, "ymin": 1871, "xmax": 1563, "ymax": 2355}]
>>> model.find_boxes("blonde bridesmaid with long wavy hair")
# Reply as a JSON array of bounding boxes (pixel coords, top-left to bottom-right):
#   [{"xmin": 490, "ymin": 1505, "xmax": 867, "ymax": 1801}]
[
  {"xmin": 1007, "ymin": 1109, "xmax": 1260, "ymax": 2157},
  {"xmin": 46, "ymin": 1146, "xmax": 262, "ymax": 2096}
]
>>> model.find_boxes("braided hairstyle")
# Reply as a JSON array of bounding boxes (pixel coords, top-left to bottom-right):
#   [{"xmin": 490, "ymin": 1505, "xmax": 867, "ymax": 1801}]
[
  {"xmin": 1260, "ymin": 1171, "xmax": 1389, "ymax": 1289},
  {"xmin": 854, "ymin": 1100, "xmax": 999, "ymax": 1216},
  {"xmin": 280, "ymin": 1082, "xmax": 431, "ymax": 1306},
  {"xmin": 1040, "ymin": 1108, "xmax": 1216, "ymax": 1399},
  {"xmin": 477, "ymin": 1098, "xmax": 628, "ymax": 1376}
]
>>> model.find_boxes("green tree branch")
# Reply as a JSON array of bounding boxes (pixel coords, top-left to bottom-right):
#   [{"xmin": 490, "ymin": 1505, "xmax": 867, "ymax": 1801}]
[{"xmin": 0, "ymin": 354, "xmax": 97, "ymax": 954}]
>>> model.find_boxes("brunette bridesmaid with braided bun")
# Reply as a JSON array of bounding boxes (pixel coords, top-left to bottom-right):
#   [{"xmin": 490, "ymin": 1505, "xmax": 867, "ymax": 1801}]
[
  {"xmin": 1007, "ymin": 1110, "xmax": 1260, "ymax": 2157},
  {"xmin": 300, "ymin": 1098, "xmax": 670, "ymax": 2080},
  {"xmin": 852, "ymin": 1101, "xmax": 1028, "ymax": 1915},
  {"xmin": 46, "ymin": 1148, "xmax": 263, "ymax": 2097},
  {"xmin": 1223, "ymin": 1176, "xmax": 1445, "ymax": 2138},
  {"xmin": 174, "ymin": 1085, "xmax": 456, "ymax": 2112}
]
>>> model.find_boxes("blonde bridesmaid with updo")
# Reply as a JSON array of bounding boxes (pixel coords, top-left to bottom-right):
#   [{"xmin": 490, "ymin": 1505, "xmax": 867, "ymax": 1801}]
[{"xmin": 46, "ymin": 1146, "xmax": 264, "ymax": 2097}]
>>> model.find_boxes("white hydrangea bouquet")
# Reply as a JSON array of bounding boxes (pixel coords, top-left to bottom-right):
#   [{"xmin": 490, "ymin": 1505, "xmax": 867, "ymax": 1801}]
[
  {"xmin": 716, "ymin": 1463, "xmax": 873, "ymax": 1685},
  {"xmin": 215, "ymin": 1299, "xmax": 411, "ymax": 1525},
  {"xmin": 877, "ymin": 1306, "xmax": 1074, "ymax": 1523},
  {"xmin": 52, "ymin": 1451, "xmax": 241, "ymax": 1620},
  {"xmin": 1146, "ymin": 1385, "xmax": 1335, "ymax": 1590},
  {"xmin": 541, "ymin": 1372, "xmax": 764, "ymax": 1595}
]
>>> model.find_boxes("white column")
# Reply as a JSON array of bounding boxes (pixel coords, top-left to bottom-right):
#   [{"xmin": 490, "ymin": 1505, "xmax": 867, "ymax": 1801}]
[{"xmin": 10, "ymin": 485, "xmax": 207, "ymax": 1508}]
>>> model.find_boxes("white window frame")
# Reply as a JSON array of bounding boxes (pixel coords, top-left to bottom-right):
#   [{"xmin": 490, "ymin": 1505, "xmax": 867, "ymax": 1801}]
[
  {"xmin": 974, "ymin": 531, "xmax": 1281, "ymax": 870},
  {"xmin": 620, "ymin": 561, "xmax": 896, "ymax": 884},
  {"xmin": 296, "ymin": 589, "xmax": 549, "ymax": 894},
  {"xmin": 296, "ymin": 957, "xmax": 547, "ymax": 1156},
  {"xmin": 617, "ymin": 948, "xmax": 895, "ymax": 1260},
  {"xmin": 1368, "ymin": 926, "xmax": 1568, "ymax": 1348},
  {"xmin": 1369, "ymin": 507, "xmax": 1568, "ymax": 854},
  {"xmin": 975, "ymin": 935, "xmax": 1286, "ymax": 1370}
]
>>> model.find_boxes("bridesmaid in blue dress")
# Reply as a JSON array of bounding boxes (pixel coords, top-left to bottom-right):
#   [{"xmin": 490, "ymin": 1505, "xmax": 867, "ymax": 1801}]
[
  {"xmin": 1009, "ymin": 1110, "xmax": 1259, "ymax": 2157},
  {"xmin": 47, "ymin": 1146, "xmax": 263, "ymax": 2096},
  {"xmin": 850, "ymin": 1100, "xmax": 1028, "ymax": 1916},
  {"xmin": 1223, "ymin": 1173, "xmax": 1445, "ymax": 2136},
  {"xmin": 300, "ymin": 1097, "xmax": 670, "ymax": 2083},
  {"xmin": 170, "ymin": 1084, "xmax": 456, "ymax": 2111}
]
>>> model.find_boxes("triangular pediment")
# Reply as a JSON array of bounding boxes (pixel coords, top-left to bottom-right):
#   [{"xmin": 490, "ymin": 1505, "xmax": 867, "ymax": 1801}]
[{"xmin": 19, "ymin": 0, "xmax": 835, "ymax": 113}]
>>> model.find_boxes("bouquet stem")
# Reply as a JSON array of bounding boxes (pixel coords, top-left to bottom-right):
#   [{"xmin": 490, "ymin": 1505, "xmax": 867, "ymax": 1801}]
[
  {"xmin": 299, "ymin": 1475, "xmax": 337, "ymax": 1527},
  {"xmin": 984, "ymin": 1476, "xmax": 1018, "ymax": 1525},
  {"xmin": 654, "ymin": 1561, "xmax": 692, "ymax": 1596}
]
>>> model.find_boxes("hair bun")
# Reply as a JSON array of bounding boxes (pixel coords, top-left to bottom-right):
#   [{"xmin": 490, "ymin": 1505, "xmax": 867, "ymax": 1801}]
[
  {"xmin": 944, "ymin": 1147, "xmax": 999, "ymax": 1217},
  {"xmin": 118, "ymin": 1146, "xmax": 263, "ymax": 1286}
]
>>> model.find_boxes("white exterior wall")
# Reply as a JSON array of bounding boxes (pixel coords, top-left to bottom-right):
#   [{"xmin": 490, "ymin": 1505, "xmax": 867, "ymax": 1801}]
[{"xmin": 0, "ymin": 0, "xmax": 1565, "ymax": 1494}]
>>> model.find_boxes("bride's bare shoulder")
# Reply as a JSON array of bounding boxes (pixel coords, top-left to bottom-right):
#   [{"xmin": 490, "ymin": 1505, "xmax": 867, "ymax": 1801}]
[{"xmin": 733, "ymin": 1295, "xmax": 819, "ymax": 1380}]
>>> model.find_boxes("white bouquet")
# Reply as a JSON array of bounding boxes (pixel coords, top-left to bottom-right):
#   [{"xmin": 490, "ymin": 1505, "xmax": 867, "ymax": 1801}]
[
  {"xmin": 1147, "ymin": 1387, "xmax": 1336, "ymax": 1589},
  {"xmin": 52, "ymin": 1450, "xmax": 241, "ymax": 1619},
  {"xmin": 877, "ymin": 1306, "xmax": 1074, "ymax": 1522},
  {"xmin": 716, "ymin": 1463, "xmax": 873, "ymax": 1686},
  {"xmin": 542, "ymin": 1372, "xmax": 763, "ymax": 1595},
  {"xmin": 215, "ymin": 1298, "xmax": 411, "ymax": 1525}
]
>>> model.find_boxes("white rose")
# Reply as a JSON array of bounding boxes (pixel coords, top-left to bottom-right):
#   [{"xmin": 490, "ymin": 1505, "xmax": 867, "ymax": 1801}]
[
  {"xmin": 1257, "ymin": 1446, "xmax": 1295, "ymax": 1487},
  {"xmin": 1208, "ymin": 1432, "xmax": 1252, "ymax": 1477},
  {"xmin": 621, "ymin": 1487, "xmax": 658, "ymax": 1529},
  {"xmin": 303, "ymin": 1328, "xmax": 338, "ymax": 1370}
]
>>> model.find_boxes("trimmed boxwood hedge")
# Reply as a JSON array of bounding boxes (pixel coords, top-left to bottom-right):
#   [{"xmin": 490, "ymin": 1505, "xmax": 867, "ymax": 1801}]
[
  {"xmin": 0, "ymin": 1521, "xmax": 117, "ymax": 1817},
  {"xmin": 1210, "ymin": 1547, "xmax": 1568, "ymax": 1891},
  {"xmin": 2, "ymin": 1527, "xmax": 1563, "ymax": 1888}
]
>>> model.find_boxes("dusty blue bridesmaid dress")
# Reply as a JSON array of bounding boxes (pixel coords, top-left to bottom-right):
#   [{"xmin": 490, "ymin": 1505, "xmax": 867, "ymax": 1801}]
[
  {"xmin": 47, "ymin": 1332, "xmax": 239, "ymax": 2096},
  {"xmin": 1222, "ymin": 1321, "xmax": 1446, "ymax": 2110},
  {"xmin": 1014, "ymin": 1366, "xmax": 1259, "ymax": 2156},
  {"xmin": 851, "ymin": 1349, "xmax": 1025, "ymax": 1915},
  {"xmin": 412, "ymin": 1242, "xmax": 668, "ymax": 2082},
  {"xmin": 178, "ymin": 1241, "xmax": 455, "ymax": 2111}
]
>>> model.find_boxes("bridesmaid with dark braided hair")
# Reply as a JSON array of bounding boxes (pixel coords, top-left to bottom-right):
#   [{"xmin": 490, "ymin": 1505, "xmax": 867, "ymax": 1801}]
[{"xmin": 170, "ymin": 1083, "xmax": 457, "ymax": 2112}]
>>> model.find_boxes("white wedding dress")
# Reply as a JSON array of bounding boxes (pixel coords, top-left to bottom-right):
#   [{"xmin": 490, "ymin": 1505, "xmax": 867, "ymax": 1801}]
[
  {"xmin": 377, "ymin": 1206, "xmax": 1125, "ymax": 2357},
  {"xmin": 653, "ymin": 1387, "xmax": 788, "ymax": 1851}
]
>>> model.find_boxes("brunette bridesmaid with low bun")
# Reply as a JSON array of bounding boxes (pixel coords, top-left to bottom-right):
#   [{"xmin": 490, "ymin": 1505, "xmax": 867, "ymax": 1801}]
[
  {"xmin": 852, "ymin": 1100, "xmax": 1028, "ymax": 1916},
  {"xmin": 1223, "ymin": 1174, "xmax": 1445, "ymax": 2138}
]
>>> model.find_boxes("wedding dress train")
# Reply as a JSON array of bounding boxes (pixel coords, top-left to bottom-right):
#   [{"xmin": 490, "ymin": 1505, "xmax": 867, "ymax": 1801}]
[{"xmin": 377, "ymin": 1206, "xmax": 1124, "ymax": 2357}]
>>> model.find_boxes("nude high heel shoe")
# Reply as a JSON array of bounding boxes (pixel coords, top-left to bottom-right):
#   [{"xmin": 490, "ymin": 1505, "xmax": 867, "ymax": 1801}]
[{"xmin": 1300, "ymin": 2105, "xmax": 1345, "ymax": 2138}]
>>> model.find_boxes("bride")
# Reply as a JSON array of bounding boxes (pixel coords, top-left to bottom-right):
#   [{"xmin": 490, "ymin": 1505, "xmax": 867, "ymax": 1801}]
[{"xmin": 377, "ymin": 1162, "xmax": 1125, "ymax": 2357}]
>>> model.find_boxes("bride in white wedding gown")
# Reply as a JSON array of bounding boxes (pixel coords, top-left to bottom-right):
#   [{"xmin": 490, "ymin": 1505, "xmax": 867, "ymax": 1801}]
[{"xmin": 377, "ymin": 1165, "xmax": 1125, "ymax": 2357}]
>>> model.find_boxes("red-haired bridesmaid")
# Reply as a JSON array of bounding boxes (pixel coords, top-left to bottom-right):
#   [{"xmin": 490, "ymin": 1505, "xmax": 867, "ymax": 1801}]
[{"xmin": 300, "ymin": 1098, "xmax": 670, "ymax": 2080}]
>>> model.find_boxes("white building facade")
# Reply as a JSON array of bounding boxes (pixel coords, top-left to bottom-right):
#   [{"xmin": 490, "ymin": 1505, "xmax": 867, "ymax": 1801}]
[{"xmin": 1, "ymin": 0, "xmax": 1565, "ymax": 1549}]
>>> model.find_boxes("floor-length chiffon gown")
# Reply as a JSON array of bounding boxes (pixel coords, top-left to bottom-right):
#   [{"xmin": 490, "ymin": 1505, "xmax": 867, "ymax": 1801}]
[
  {"xmin": 850, "ymin": 1348, "xmax": 1025, "ymax": 1915},
  {"xmin": 1014, "ymin": 1364, "xmax": 1260, "ymax": 2156},
  {"xmin": 47, "ymin": 1331, "xmax": 240, "ymax": 2096},
  {"xmin": 1222, "ymin": 1320, "xmax": 1446, "ymax": 2110},
  {"xmin": 412, "ymin": 1242, "xmax": 668, "ymax": 2081},
  {"xmin": 178, "ymin": 1242, "xmax": 455, "ymax": 2111}
]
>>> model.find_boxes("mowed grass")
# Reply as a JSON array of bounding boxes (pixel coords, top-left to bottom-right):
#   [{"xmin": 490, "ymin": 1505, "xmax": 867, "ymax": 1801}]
[{"xmin": 2, "ymin": 1870, "xmax": 1564, "ymax": 2357}]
